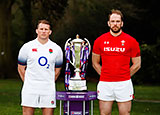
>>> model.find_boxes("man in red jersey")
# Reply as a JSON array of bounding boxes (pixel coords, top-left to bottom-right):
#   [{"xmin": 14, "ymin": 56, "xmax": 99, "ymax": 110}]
[{"xmin": 92, "ymin": 9, "xmax": 141, "ymax": 115}]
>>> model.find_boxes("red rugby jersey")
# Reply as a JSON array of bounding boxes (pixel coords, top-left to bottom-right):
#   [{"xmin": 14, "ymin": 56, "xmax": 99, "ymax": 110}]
[{"xmin": 92, "ymin": 32, "xmax": 140, "ymax": 82}]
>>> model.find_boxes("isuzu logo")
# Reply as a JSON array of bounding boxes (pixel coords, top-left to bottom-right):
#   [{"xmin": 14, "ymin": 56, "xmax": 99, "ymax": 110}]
[{"xmin": 104, "ymin": 47, "xmax": 125, "ymax": 52}]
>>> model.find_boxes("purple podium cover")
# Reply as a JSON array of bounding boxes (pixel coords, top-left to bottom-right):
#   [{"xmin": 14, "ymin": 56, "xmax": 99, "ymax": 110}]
[
  {"xmin": 56, "ymin": 91, "xmax": 97, "ymax": 101},
  {"xmin": 56, "ymin": 91, "xmax": 97, "ymax": 115}
]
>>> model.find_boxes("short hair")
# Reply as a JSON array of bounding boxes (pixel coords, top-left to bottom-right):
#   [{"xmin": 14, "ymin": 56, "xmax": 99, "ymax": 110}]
[
  {"xmin": 108, "ymin": 9, "xmax": 124, "ymax": 21},
  {"xmin": 37, "ymin": 19, "xmax": 51, "ymax": 29}
]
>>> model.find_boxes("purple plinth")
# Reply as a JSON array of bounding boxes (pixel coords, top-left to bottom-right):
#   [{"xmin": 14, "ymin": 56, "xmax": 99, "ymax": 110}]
[{"xmin": 56, "ymin": 91, "xmax": 97, "ymax": 115}]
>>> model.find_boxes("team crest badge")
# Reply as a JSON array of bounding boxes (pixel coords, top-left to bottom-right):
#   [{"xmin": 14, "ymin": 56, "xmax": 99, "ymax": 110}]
[
  {"xmin": 121, "ymin": 40, "xmax": 125, "ymax": 46},
  {"xmin": 51, "ymin": 100, "xmax": 54, "ymax": 105},
  {"xmin": 49, "ymin": 49, "xmax": 53, "ymax": 53}
]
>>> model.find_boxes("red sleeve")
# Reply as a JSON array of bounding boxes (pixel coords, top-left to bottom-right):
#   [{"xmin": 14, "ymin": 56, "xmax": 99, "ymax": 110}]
[
  {"xmin": 131, "ymin": 38, "xmax": 141, "ymax": 57},
  {"xmin": 92, "ymin": 37, "xmax": 101, "ymax": 55}
]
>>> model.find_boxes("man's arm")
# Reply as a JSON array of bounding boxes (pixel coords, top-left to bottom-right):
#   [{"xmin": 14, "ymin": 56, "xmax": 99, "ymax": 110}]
[
  {"xmin": 92, "ymin": 52, "xmax": 101, "ymax": 75},
  {"xmin": 55, "ymin": 67, "xmax": 62, "ymax": 81},
  {"xmin": 130, "ymin": 56, "xmax": 141, "ymax": 77},
  {"xmin": 17, "ymin": 64, "xmax": 26, "ymax": 82}
]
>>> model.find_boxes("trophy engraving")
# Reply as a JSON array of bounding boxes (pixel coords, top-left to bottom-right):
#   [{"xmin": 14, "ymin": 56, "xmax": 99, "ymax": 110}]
[{"xmin": 64, "ymin": 34, "xmax": 91, "ymax": 91}]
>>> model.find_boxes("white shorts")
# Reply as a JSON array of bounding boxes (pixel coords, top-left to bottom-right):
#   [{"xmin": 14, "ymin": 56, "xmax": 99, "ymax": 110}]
[
  {"xmin": 21, "ymin": 93, "xmax": 56, "ymax": 108},
  {"xmin": 97, "ymin": 79, "xmax": 134, "ymax": 102}
]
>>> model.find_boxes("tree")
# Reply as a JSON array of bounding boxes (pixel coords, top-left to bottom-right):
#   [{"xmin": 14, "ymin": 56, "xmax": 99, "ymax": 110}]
[
  {"xmin": 19, "ymin": 0, "xmax": 68, "ymax": 42},
  {"xmin": 0, "ymin": 0, "xmax": 15, "ymax": 78},
  {"xmin": 0, "ymin": 0, "xmax": 68, "ymax": 78},
  {"xmin": 54, "ymin": 0, "xmax": 159, "ymax": 83},
  {"xmin": 31, "ymin": 0, "xmax": 68, "ymax": 39},
  {"xmin": 21, "ymin": 0, "xmax": 33, "ymax": 42}
]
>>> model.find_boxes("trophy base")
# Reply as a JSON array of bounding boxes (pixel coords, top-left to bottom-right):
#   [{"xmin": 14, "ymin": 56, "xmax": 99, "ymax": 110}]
[{"xmin": 68, "ymin": 79, "xmax": 87, "ymax": 91}]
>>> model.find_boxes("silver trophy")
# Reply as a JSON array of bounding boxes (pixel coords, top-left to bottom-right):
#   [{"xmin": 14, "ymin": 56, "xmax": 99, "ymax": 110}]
[{"xmin": 64, "ymin": 34, "xmax": 91, "ymax": 91}]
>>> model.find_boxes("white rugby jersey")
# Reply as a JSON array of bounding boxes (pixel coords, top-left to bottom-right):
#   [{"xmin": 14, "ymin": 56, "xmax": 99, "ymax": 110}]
[{"xmin": 18, "ymin": 38, "xmax": 63, "ymax": 95}]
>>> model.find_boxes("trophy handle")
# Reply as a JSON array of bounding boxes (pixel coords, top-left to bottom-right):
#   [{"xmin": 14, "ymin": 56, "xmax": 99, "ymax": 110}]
[
  {"xmin": 80, "ymin": 38, "xmax": 91, "ymax": 67},
  {"xmin": 64, "ymin": 38, "xmax": 71, "ymax": 51},
  {"xmin": 84, "ymin": 38, "xmax": 91, "ymax": 54},
  {"xmin": 64, "ymin": 38, "xmax": 74, "ymax": 66}
]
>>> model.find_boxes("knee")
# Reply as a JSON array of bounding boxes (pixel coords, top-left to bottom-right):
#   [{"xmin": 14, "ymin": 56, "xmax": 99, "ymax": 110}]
[
  {"xmin": 119, "ymin": 109, "xmax": 131, "ymax": 115},
  {"xmin": 100, "ymin": 110, "xmax": 112, "ymax": 115},
  {"xmin": 100, "ymin": 112, "xmax": 111, "ymax": 115}
]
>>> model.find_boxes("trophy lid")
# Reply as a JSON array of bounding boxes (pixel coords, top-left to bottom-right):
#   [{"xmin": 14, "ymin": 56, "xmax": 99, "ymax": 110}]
[
  {"xmin": 76, "ymin": 34, "xmax": 79, "ymax": 38},
  {"xmin": 71, "ymin": 34, "xmax": 84, "ymax": 43}
]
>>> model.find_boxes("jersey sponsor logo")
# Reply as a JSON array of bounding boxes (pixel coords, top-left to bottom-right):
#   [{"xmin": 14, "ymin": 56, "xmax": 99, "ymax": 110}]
[
  {"xmin": 32, "ymin": 48, "xmax": 37, "ymax": 52},
  {"xmin": 104, "ymin": 47, "xmax": 125, "ymax": 52},
  {"xmin": 38, "ymin": 56, "xmax": 50, "ymax": 69}
]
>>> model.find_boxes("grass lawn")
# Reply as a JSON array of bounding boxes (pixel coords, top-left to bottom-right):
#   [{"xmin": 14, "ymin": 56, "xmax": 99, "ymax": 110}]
[{"xmin": 0, "ymin": 79, "xmax": 160, "ymax": 115}]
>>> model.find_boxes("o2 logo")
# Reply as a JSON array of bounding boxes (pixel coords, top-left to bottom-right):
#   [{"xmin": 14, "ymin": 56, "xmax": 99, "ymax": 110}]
[{"xmin": 38, "ymin": 56, "xmax": 50, "ymax": 69}]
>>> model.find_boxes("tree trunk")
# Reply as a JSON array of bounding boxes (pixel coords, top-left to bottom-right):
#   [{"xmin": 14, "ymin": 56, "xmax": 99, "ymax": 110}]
[
  {"xmin": 0, "ymin": 1, "xmax": 13, "ymax": 78},
  {"xmin": 21, "ymin": 0, "xmax": 33, "ymax": 42}
]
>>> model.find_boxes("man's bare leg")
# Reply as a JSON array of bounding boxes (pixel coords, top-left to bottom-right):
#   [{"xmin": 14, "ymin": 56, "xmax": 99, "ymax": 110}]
[
  {"xmin": 99, "ymin": 100, "xmax": 114, "ymax": 115},
  {"xmin": 42, "ymin": 108, "xmax": 54, "ymax": 115},
  {"xmin": 117, "ymin": 101, "xmax": 131, "ymax": 115},
  {"xmin": 23, "ymin": 106, "xmax": 34, "ymax": 115}
]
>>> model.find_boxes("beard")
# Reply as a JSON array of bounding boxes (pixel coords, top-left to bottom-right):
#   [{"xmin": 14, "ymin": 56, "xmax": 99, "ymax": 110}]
[{"xmin": 110, "ymin": 26, "xmax": 121, "ymax": 33}]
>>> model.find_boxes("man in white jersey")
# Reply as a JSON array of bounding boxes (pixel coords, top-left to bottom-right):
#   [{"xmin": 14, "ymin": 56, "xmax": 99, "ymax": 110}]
[{"xmin": 18, "ymin": 20, "xmax": 63, "ymax": 115}]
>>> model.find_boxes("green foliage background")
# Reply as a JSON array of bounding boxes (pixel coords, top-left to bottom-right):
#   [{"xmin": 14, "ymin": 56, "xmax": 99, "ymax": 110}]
[{"xmin": 0, "ymin": 0, "xmax": 160, "ymax": 85}]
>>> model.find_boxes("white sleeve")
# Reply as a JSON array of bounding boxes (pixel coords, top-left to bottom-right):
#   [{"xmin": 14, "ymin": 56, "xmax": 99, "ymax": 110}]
[
  {"xmin": 55, "ymin": 46, "xmax": 63, "ymax": 68},
  {"xmin": 18, "ymin": 44, "xmax": 28, "ymax": 65}
]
